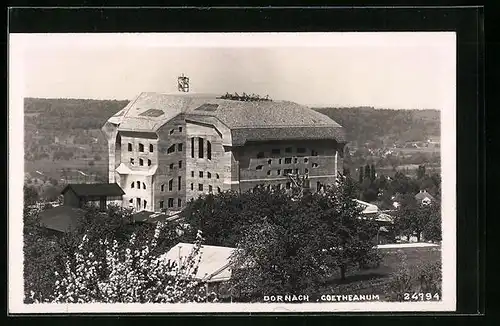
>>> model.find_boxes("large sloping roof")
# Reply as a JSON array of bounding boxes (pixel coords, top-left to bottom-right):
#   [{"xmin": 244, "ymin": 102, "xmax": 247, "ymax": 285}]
[
  {"xmin": 108, "ymin": 92, "xmax": 346, "ymax": 144},
  {"xmin": 39, "ymin": 206, "xmax": 85, "ymax": 233},
  {"xmin": 160, "ymin": 242, "xmax": 235, "ymax": 283},
  {"xmin": 62, "ymin": 183, "xmax": 125, "ymax": 197}
]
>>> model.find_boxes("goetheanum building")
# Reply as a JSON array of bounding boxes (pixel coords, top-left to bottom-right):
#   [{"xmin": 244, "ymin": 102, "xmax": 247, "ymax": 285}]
[{"xmin": 102, "ymin": 92, "xmax": 346, "ymax": 212}]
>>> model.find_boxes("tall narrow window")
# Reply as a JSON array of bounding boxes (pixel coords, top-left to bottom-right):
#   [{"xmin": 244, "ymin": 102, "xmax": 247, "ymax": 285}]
[
  {"xmin": 209, "ymin": 185, "xmax": 213, "ymax": 193},
  {"xmin": 286, "ymin": 182, "xmax": 291, "ymax": 189},
  {"xmin": 267, "ymin": 170, "xmax": 271, "ymax": 176},
  {"xmin": 317, "ymin": 182, "xmax": 321, "ymax": 191},
  {"xmin": 131, "ymin": 182, "xmax": 135, "ymax": 188},
  {"xmin": 168, "ymin": 179, "xmax": 173, "ymax": 191},
  {"xmin": 160, "ymin": 201, "xmax": 164, "ymax": 209},
  {"xmin": 178, "ymin": 198, "xmax": 182, "ymax": 207},
  {"xmin": 207, "ymin": 141, "xmax": 212, "ymax": 160},
  {"xmin": 191, "ymin": 137, "xmax": 195, "ymax": 158},
  {"xmin": 142, "ymin": 182, "xmax": 146, "ymax": 189},
  {"xmin": 139, "ymin": 143, "xmax": 144, "ymax": 152},
  {"xmin": 169, "ymin": 163, "xmax": 174, "ymax": 170},
  {"xmin": 161, "ymin": 184, "xmax": 165, "ymax": 192},
  {"xmin": 130, "ymin": 158, "xmax": 134, "ymax": 165},
  {"xmin": 178, "ymin": 176, "xmax": 182, "ymax": 190},
  {"xmin": 207, "ymin": 172, "xmax": 211, "ymax": 179},
  {"xmin": 139, "ymin": 159, "xmax": 144, "ymax": 166},
  {"xmin": 190, "ymin": 183, "xmax": 194, "ymax": 190},
  {"xmin": 144, "ymin": 200, "xmax": 147, "ymax": 209},
  {"xmin": 147, "ymin": 159, "xmax": 152, "ymax": 166},
  {"xmin": 149, "ymin": 144, "xmax": 153, "ymax": 152},
  {"xmin": 268, "ymin": 159, "xmax": 272, "ymax": 165},
  {"xmin": 178, "ymin": 160, "xmax": 182, "ymax": 168},
  {"xmin": 178, "ymin": 143, "xmax": 183, "ymax": 152},
  {"xmin": 279, "ymin": 159, "xmax": 282, "ymax": 164},
  {"xmin": 179, "ymin": 126, "xmax": 183, "ymax": 132},
  {"xmin": 198, "ymin": 184, "xmax": 203, "ymax": 191},
  {"xmin": 191, "ymin": 171, "xmax": 195, "ymax": 177},
  {"xmin": 294, "ymin": 157, "xmax": 298, "ymax": 164},
  {"xmin": 168, "ymin": 198, "xmax": 173, "ymax": 208},
  {"xmin": 277, "ymin": 169, "xmax": 281, "ymax": 175},
  {"xmin": 216, "ymin": 173, "xmax": 219, "ymax": 179},
  {"xmin": 136, "ymin": 181, "xmax": 140, "ymax": 188},
  {"xmin": 217, "ymin": 187, "xmax": 221, "ymax": 193},
  {"xmin": 294, "ymin": 168, "xmax": 299, "ymax": 174},
  {"xmin": 199, "ymin": 171, "xmax": 204, "ymax": 178},
  {"xmin": 128, "ymin": 143, "xmax": 132, "ymax": 151},
  {"xmin": 198, "ymin": 138, "xmax": 204, "ymax": 158}
]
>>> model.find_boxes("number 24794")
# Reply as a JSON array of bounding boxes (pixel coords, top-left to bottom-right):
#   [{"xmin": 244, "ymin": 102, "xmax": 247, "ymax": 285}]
[{"xmin": 403, "ymin": 293, "xmax": 440, "ymax": 301}]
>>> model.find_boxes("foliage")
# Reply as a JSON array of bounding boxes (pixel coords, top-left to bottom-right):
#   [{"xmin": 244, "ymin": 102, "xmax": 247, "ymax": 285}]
[
  {"xmin": 24, "ymin": 185, "xmax": 39, "ymax": 206},
  {"xmin": 50, "ymin": 226, "xmax": 209, "ymax": 303},
  {"xmin": 183, "ymin": 178, "xmax": 382, "ymax": 300},
  {"xmin": 388, "ymin": 251, "xmax": 442, "ymax": 301},
  {"xmin": 394, "ymin": 198, "xmax": 440, "ymax": 242}
]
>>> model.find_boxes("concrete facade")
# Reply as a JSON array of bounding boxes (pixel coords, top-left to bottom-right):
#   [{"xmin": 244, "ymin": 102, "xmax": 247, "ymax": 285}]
[{"xmin": 102, "ymin": 93, "xmax": 347, "ymax": 213}]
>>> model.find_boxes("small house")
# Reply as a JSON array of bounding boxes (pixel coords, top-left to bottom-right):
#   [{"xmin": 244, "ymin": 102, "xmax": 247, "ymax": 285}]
[
  {"xmin": 414, "ymin": 190, "xmax": 436, "ymax": 206},
  {"xmin": 61, "ymin": 183, "xmax": 125, "ymax": 210}
]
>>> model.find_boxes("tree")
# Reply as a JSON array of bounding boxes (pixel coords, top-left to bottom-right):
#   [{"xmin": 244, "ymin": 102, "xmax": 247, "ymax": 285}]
[
  {"xmin": 394, "ymin": 196, "xmax": 439, "ymax": 242},
  {"xmin": 370, "ymin": 164, "xmax": 376, "ymax": 182},
  {"xmin": 24, "ymin": 185, "xmax": 39, "ymax": 206},
  {"xmin": 364, "ymin": 164, "xmax": 371, "ymax": 180},
  {"xmin": 229, "ymin": 178, "xmax": 381, "ymax": 300},
  {"xmin": 358, "ymin": 166, "xmax": 364, "ymax": 184},
  {"xmin": 52, "ymin": 226, "xmax": 210, "ymax": 303},
  {"xmin": 417, "ymin": 164, "xmax": 426, "ymax": 179}
]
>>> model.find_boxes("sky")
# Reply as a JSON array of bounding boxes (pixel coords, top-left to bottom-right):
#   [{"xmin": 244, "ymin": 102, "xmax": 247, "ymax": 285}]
[{"xmin": 12, "ymin": 32, "xmax": 456, "ymax": 109}]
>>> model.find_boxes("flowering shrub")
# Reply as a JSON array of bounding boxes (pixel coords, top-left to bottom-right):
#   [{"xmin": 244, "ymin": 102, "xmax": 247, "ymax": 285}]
[{"xmin": 51, "ymin": 223, "xmax": 211, "ymax": 303}]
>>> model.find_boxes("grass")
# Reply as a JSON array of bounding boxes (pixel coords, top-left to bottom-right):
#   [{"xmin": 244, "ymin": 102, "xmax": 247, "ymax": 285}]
[{"xmin": 319, "ymin": 246, "xmax": 441, "ymax": 300}]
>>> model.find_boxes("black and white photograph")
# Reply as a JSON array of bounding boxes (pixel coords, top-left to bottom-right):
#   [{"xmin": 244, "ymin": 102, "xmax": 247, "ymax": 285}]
[{"xmin": 9, "ymin": 32, "xmax": 456, "ymax": 313}]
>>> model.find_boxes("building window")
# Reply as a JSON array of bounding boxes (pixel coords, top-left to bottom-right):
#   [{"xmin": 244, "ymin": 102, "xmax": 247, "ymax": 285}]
[
  {"xmin": 149, "ymin": 144, "xmax": 154, "ymax": 152},
  {"xmin": 178, "ymin": 160, "xmax": 182, "ymax": 168},
  {"xmin": 161, "ymin": 184, "xmax": 165, "ymax": 192},
  {"xmin": 311, "ymin": 150, "xmax": 318, "ymax": 156},
  {"xmin": 178, "ymin": 176, "xmax": 182, "ymax": 190},
  {"xmin": 191, "ymin": 137, "xmax": 195, "ymax": 158},
  {"xmin": 297, "ymin": 148, "xmax": 306, "ymax": 154},
  {"xmin": 178, "ymin": 198, "xmax": 182, "ymax": 207},
  {"xmin": 278, "ymin": 159, "xmax": 282, "ymax": 164},
  {"xmin": 191, "ymin": 171, "xmax": 195, "ymax": 177},
  {"xmin": 285, "ymin": 147, "xmax": 292, "ymax": 153},
  {"xmin": 312, "ymin": 163, "xmax": 319, "ymax": 168},
  {"xmin": 178, "ymin": 143, "xmax": 183, "ymax": 152},
  {"xmin": 209, "ymin": 185, "xmax": 213, "ymax": 193},
  {"xmin": 144, "ymin": 200, "xmax": 147, "ymax": 209},
  {"xmin": 277, "ymin": 184, "xmax": 282, "ymax": 190},
  {"xmin": 136, "ymin": 181, "xmax": 140, "ymax": 189},
  {"xmin": 190, "ymin": 183, "xmax": 194, "ymax": 190},
  {"xmin": 129, "ymin": 198, "xmax": 133, "ymax": 203},
  {"xmin": 207, "ymin": 172, "xmax": 211, "ymax": 179},
  {"xmin": 277, "ymin": 169, "xmax": 281, "ymax": 175},
  {"xmin": 216, "ymin": 173, "xmax": 220, "ymax": 179},
  {"xmin": 160, "ymin": 201, "xmax": 164, "ymax": 209},
  {"xmin": 294, "ymin": 168, "xmax": 299, "ymax": 174},
  {"xmin": 257, "ymin": 152, "xmax": 265, "ymax": 159},
  {"xmin": 148, "ymin": 159, "xmax": 152, "ymax": 166},
  {"xmin": 198, "ymin": 138, "xmax": 204, "ymax": 158},
  {"xmin": 139, "ymin": 159, "xmax": 144, "ymax": 166},
  {"xmin": 167, "ymin": 144, "xmax": 175, "ymax": 154},
  {"xmin": 199, "ymin": 171, "xmax": 204, "ymax": 178},
  {"xmin": 139, "ymin": 143, "xmax": 144, "ymax": 152},
  {"xmin": 143, "ymin": 182, "xmax": 146, "ymax": 189},
  {"xmin": 317, "ymin": 182, "xmax": 321, "ymax": 191},
  {"xmin": 305, "ymin": 168, "xmax": 309, "ymax": 174},
  {"xmin": 267, "ymin": 159, "xmax": 272, "ymax": 165},
  {"xmin": 169, "ymin": 163, "xmax": 174, "ymax": 170},
  {"xmin": 198, "ymin": 184, "xmax": 203, "ymax": 191},
  {"xmin": 137, "ymin": 198, "xmax": 141, "ymax": 208},
  {"xmin": 207, "ymin": 141, "xmax": 212, "ymax": 160},
  {"xmin": 304, "ymin": 157, "xmax": 309, "ymax": 163},
  {"xmin": 271, "ymin": 149, "xmax": 280, "ymax": 155},
  {"xmin": 286, "ymin": 182, "xmax": 291, "ymax": 189},
  {"xmin": 285, "ymin": 158, "xmax": 292, "ymax": 164},
  {"xmin": 256, "ymin": 165, "xmax": 263, "ymax": 170},
  {"xmin": 131, "ymin": 182, "xmax": 135, "ymax": 188},
  {"xmin": 128, "ymin": 143, "xmax": 132, "ymax": 151},
  {"xmin": 169, "ymin": 129, "xmax": 174, "ymax": 135},
  {"xmin": 267, "ymin": 170, "xmax": 271, "ymax": 176},
  {"xmin": 217, "ymin": 187, "xmax": 221, "ymax": 193},
  {"xmin": 130, "ymin": 158, "xmax": 135, "ymax": 165},
  {"xmin": 168, "ymin": 179, "xmax": 173, "ymax": 191},
  {"xmin": 284, "ymin": 169, "xmax": 293, "ymax": 174},
  {"xmin": 179, "ymin": 126, "xmax": 183, "ymax": 132},
  {"xmin": 168, "ymin": 198, "xmax": 174, "ymax": 208}
]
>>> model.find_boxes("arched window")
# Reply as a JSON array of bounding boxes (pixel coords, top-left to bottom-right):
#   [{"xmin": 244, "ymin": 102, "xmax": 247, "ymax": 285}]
[
  {"xmin": 139, "ymin": 159, "xmax": 144, "ymax": 166},
  {"xmin": 207, "ymin": 141, "xmax": 212, "ymax": 160},
  {"xmin": 131, "ymin": 182, "xmax": 134, "ymax": 188},
  {"xmin": 149, "ymin": 144, "xmax": 153, "ymax": 152},
  {"xmin": 139, "ymin": 143, "xmax": 144, "ymax": 152}
]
